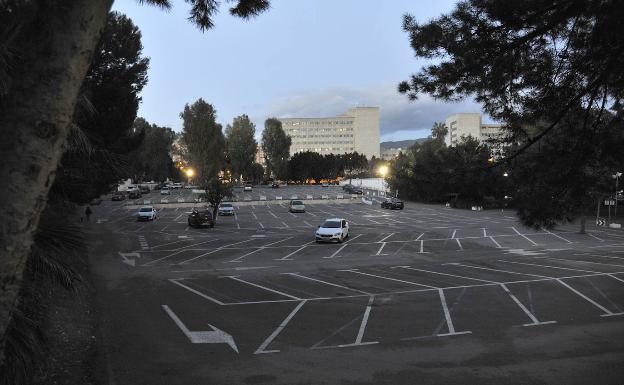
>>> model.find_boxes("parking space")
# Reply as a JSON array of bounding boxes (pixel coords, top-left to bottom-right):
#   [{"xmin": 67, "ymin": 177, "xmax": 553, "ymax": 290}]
[{"xmin": 91, "ymin": 188, "xmax": 624, "ymax": 384}]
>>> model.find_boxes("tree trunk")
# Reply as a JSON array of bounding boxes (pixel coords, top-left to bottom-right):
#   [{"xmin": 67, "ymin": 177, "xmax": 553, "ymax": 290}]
[{"xmin": 0, "ymin": 0, "xmax": 113, "ymax": 365}]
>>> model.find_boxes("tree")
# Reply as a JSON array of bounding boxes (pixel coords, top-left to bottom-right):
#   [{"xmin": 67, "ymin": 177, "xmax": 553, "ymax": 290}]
[
  {"xmin": 201, "ymin": 177, "xmax": 234, "ymax": 222},
  {"xmin": 0, "ymin": 0, "xmax": 271, "ymax": 364},
  {"xmin": 180, "ymin": 99, "xmax": 225, "ymax": 181},
  {"xmin": 51, "ymin": 12, "xmax": 149, "ymax": 204},
  {"xmin": 261, "ymin": 118, "xmax": 291, "ymax": 180},
  {"xmin": 250, "ymin": 163, "xmax": 265, "ymax": 185},
  {"xmin": 225, "ymin": 114, "xmax": 257, "ymax": 182},
  {"xmin": 399, "ymin": 0, "xmax": 624, "ymax": 228},
  {"xmin": 343, "ymin": 152, "xmax": 368, "ymax": 183},
  {"xmin": 130, "ymin": 118, "xmax": 176, "ymax": 183}
]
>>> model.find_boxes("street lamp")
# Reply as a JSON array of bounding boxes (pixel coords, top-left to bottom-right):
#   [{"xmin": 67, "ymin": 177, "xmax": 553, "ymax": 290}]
[
  {"xmin": 185, "ymin": 168, "xmax": 195, "ymax": 186},
  {"xmin": 378, "ymin": 165, "xmax": 389, "ymax": 196},
  {"xmin": 613, "ymin": 172, "xmax": 622, "ymax": 222},
  {"xmin": 503, "ymin": 171, "xmax": 509, "ymax": 177}
]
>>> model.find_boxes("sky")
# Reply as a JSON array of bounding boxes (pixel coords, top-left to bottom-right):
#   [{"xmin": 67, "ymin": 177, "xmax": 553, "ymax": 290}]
[{"xmin": 112, "ymin": 0, "xmax": 489, "ymax": 142}]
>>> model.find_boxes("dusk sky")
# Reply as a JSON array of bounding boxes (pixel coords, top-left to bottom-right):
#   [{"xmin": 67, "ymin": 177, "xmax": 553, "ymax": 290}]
[{"xmin": 112, "ymin": 0, "xmax": 489, "ymax": 141}]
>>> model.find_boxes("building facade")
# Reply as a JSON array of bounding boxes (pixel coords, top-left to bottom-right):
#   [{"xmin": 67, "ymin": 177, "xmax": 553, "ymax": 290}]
[
  {"xmin": 444, "ymin": 113, "xmax": 504, "ymax": 148},
  {"xmin": 279, "ymin": 107, "xmax": 380, "ymax": 159}
]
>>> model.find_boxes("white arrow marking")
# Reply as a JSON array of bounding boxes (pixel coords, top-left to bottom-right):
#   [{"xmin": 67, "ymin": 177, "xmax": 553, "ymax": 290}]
[
  {"xmin": 162, "ymin": 305, "xmax": 238, "ymax": 353},
  {"xmin": 118, "ymin": 252, "xmax": 140, "ymax": 267}
]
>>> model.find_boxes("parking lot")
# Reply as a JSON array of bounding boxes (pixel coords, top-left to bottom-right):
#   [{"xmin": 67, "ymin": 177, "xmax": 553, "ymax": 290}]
[{"xmin": 90, "ymin": 186, "xmax": 624, "ymax": 385}]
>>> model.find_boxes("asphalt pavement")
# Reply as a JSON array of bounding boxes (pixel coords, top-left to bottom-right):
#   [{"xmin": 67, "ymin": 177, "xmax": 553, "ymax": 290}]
[{"xmin": 88, "ymin": 185, "xmax": 624, "ymax": 385}]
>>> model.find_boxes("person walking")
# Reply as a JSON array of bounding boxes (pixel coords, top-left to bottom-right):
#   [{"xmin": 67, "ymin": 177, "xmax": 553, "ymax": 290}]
[{"xmin": 85, "ymin": 206, "xmax": 92, "ymax": 222}]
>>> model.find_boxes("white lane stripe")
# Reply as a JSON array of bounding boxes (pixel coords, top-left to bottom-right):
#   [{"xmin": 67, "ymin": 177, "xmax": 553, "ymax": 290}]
[
  {"xmin": 489, "ymin": 236, "xmax": 503, "ymax": 248},
  {"xmin": 354, "ymin": 296, "xmax": 375, "ymax": 344},
  {"xmin": 177, "ymin": 239, "xmax": 255, "ymax": 264},
  {"xmin": 556, "ymin": 279, "xmax": 614, "ymax": 315},
  {"xmin": 498, "ymin": 259, "xmax": 598, "ymax": 273},
  {"xmin": 450, "ymin": 263, "xmax": 552, "ymax": 278},
  {"xmin": 395, "ymin": 266, "xmax": 497, "ymax": 283},
  {"xmin": 511, "ymin": 226, "xmax": 538, "ymax": 246},
  {"xmin": 455, "ymin": 238, "xmax": 463, "ymax": 251},
  {"xmin": 284, "ymin": 273, "xmax": 370, "ymax": 294},
  {"xmin": 227, "ymin": 276, "xmax": 301, "ymax": 300},
  {"xmin": 277, "ymin": 245, "xmax": 307, "ymax": 261},
  {"xmin": 324, "ymin": 244, "xmax": 348, "ymax": 259},
  {"xmin": 375, "ymin": 242, "xmax": 386, "ymax": 256},
  {"xmin": 378, "ymin": 233, "xmax": 395, "ymax": 243},
  {"xmin": 543, "ymin": 229, "xmax": 572, "ymax": 243},
  {"xmin": 341, "ymin": 269, "xmax": 437, "ymax": 289},
  {"xmin": 499, "ymin": 284, "xmax": 542, "ymax": 325},
  {"xmin": 254, "ymin": 300, "xmax": 307, "ymax": 354},
  {"xmin": 168, "ymin": 279, "xmax": 224, "ymax": 305}
]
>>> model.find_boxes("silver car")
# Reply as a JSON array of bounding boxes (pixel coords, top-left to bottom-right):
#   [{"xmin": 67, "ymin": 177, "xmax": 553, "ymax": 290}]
[{"xmin": 289, "ymin": 200, "xmax": 306, "ymax": 213}]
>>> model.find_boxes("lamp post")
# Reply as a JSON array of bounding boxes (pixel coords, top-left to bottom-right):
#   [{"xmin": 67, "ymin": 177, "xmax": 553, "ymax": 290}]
[
  {"xmin": 185, "ymin": 168, "xmax": 195, "ymax": 186},
  {"xmin": 378, "ymin": 165, "xmax": 389, "ymax": 196},
  {"xmin": 614, "ymin": 172, "xmax": 622, "ymax": 223}
]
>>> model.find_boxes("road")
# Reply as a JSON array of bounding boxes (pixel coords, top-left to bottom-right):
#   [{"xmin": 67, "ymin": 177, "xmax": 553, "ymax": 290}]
[{"xmin": 88, "ymin": 186, "xmax": 624, "ymax": 385}]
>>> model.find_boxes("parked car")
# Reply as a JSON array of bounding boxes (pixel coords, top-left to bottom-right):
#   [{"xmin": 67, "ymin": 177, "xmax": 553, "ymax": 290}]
[
  {"xmin": 315, "ymin": 218, "xmax": 349, "ymax": 243},
  {"xmin": 271, "ymin": 182, "xmax": 280, "ymax": 188},
  {"xmin": 187, "ymin": 208, "xmax": 214, "ymax": 228},
  {"xmin": 112, "ymin": 192, "xmax": 125, "ymax": 201},
  {"xmin": 342, "ymin": 184, "xmax": 354, "ymax": 191},
  {"xmin": 244, "ymin": 183, "xmax": 253, "ymax": 192},
  {"xmin": 218, "ymin": 202, "xmax": 235, "ymax": 216},
  {"xmin": 136, "ymin": 206, "xmax": 157, "ymax": 221},
  {"xmin": 128, "ymin": 190, "xmax": 141, "ymax": 199},
  {"xmin": 139, "ymin": 185, "xmax": 150, "ymax": 194},
  {"xmin": 289, "ymin": 200, "xmax": 306, "ymax": 213},
  {"xmin": 381, "ymin": 197, "xmax": 404, "ymax": 210},
  {"xmin": 321, "ymin": 183, "xmax": 329, "ymax": 187},
  {"xmin": 160, "ymin": 187, "xmax": 171, "ymax": 195},
  {"xmin": 172, "ymin": 182, "xmax": 183, "ymax": 189}
]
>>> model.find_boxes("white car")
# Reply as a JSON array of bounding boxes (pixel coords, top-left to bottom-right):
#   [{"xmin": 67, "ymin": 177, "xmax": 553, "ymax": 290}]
[
  {"xmin": 172, "ymin": 182, "xmax": 183, "ymax": 189},
  {"xmin": 315, "ymin": 218, "xmax": 349, "ymax": 243},
  {"xmin": 243, "ymin": 184, "xmax": 252, "ymax": 192},
  {"xmin": 137, "ymin": 206, "xmax": 157, "ymax": 221},
  {"xmin": 218, "ymin": 202, "xmax": 235, "ymax": 216},
  {"xmin": 289, "ymin": 200, "xmax": 306, "ymax": 213},
  {"xmin": 160, "ymin": 187, "xmax": 170, "ymax": 195}
]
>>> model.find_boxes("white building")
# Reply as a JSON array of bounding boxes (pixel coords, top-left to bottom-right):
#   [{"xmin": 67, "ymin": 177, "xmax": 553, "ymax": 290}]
[
  {"xmin": 279, "ymin": 107, "xmax": 380, "ymax": 159},
  {"xmin": 444, "ymin": 113, "xmax": 504, "ymax": 147}
]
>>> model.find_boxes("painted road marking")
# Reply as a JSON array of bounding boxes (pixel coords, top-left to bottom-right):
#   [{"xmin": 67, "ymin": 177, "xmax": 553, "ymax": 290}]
[
  {"xmin": 498, "ymin": 259, "xmax": 598, "ymax": 274},
  {"xmin": 378, "ymin": 233, "xmax": 395, "ymax": 243},
  {"xmin": 393, "ymin": 266, "xmax": 498, "ymax": 284},
  {"xmin": 255, "ymin": 300, "xmax": 307, "ymax": 354},
  {"xmin": 455, "ymin": 238, "xmax": 463, "ymax": 251},
  {"xmin": 283, "ymin": 273, "xmax": 370, "ymax": 294},
  {"xmin": 227, "ymin": 276, "xmax": 301, "ymax": 300},
  {"xmin": 543, "ymin": 229, "xmax": 572, "ymax": 244},
  {"xmin": 499, "ymin": 284, "xmax": 556, "ymax": 327},
  {"xmin": 447, "ymin": 263, "xmax": 552, "ymax": 279},
  {"xmin": 168, "ymin": 279, "xmax": 224, "ymax": 305},
  {"xmin": 556, "ymin": 279, "xmax": 624, "ymax": 317},
  {"xmin": 277, "ymin": 245, "xmax": 307, "ymax": 261},
  {"xmin": 437, "ymin": 289, "xmax": 471, "ymax": 336},
  {"xmin": 511, "ymin": 226, "xmax": 539, "ymax": 246},
  {"xmin": 375, "ymin": 242, "xmax": 387, "ymax": 256},
  {"xmin": 489, "ymin": 236, "xmax": 503, "ymax": 248},
  {"xmin": 162, "ymin": 305, "xmax": 238, "ymax": 352},
  {"xmin": 340, "ymin": 269, "xmax": 437, "ymax": 289},
  {"xmin": 177, "ymin": 239, "xmax": 255, "ymax": 265},
  {"xmin": 324, "ymin": 244, "xmax": 348, "ymax": 259}
]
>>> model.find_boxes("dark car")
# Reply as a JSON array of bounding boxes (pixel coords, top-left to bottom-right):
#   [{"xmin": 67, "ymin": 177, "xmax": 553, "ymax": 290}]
[
  {"xmin": 111, "ymin": 192, "xmax": 125, "ymax": 201},
  {"xmin": 271, "ymin": 182, "xmax": 280, "ymax": 188},
  {"xmin": 139, "ymin": 185, "xmax": 150, "ymax": 194},
  {"xmin": 187, "ymin": 209, "xmax": 214, "ymax": 228},
  {"xmin": 381, "ymin": 197, "xmax": 404, "ymax": 210},
  {"xmin": 128, "ymin": 190, "xmax": 141, "ymax": 199}
]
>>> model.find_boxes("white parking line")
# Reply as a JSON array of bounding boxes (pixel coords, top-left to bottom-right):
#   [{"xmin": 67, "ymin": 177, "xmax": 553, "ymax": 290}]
[
  {"xmin": 489, "ymin": 236, "xmax": 503, "ymax": 248},
  {"xmin": 455, "ymin": 238, "xmax": 463, "ymax": 251},
  {"xmin": 447, "ymin": 263, "xmax": 552, "ymax": 278},
  {"xmin": 284, "ymin": 273, "xmax": 370, "ymax": 294},
  {"xmin": 499, "ymin": 283, "xmax": 556, "ymax": 326},
  {"xmin": 341, "ymin": 269, "xmax": 437, "ymax": 289},
  {"xmin": 378, "ymin": 233, "xmax": 395, "ymax": 243},
  {"xmin": 227, "ymin": 276, "xmax": 302, "ymax": 300},
  {"xmin": 375, "ymin": 242, "xmax": 387, "ymax": 256},
  {"xmin": 255, "ymin": 300, "xmax": 307, "ymax": 354},
  {"xmin": 277, "ymin": 245, "xmax": 307, "ymax": 261},
  {"xmin": 177, "ymin": 239, "xmax": 256, "ymax": 264},
  {"xmin": 556, "ymin": 279, "xmax": 622, "ymax": 317},
  {"xmin": 324, "ymin": 244, "xmax": 348, "ymax": 259},
  {"xmin": 168, "ymin": 279, "xmax": 224, "ymax": 305},
  {"xmin": 393, "ymin": 266, "xmax": 497, "ymax": 283},
  {"xmin": 498, "ymin": 259, "xmax": 598, "ymax": 274},
  {"xmin": 543, "ymin": 229, "xmax": 572, "ymax": 244},
  {"xmin": 511, "ymin": 226, "xmax": 538, "ymax": 246},
  {"xmin": 437, "ymin": 289, "xmax": 471, "ymax": 336}
]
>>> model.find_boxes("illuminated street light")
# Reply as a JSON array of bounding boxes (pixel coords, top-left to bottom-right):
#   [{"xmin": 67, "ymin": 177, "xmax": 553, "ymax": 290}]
[
  {"xmin": 378, "ymin": 165, "xmax": 389, "ymax": 177},
  {"xmin": 185, "ymin": 168, "xmax": 194, "ymax": 178},
  {"xmin": 503, "ymin": 172, "xmax": 509, "ymax": 177}
]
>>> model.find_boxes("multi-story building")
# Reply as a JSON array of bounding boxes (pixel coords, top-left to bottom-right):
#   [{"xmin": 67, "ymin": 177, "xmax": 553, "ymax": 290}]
[
  {"xmin": 444, "ymin": 113, "xmax": 504, "ymax": 148},
  {"xmin": 278, "ymin": 107, "xmax": 380, "ymax": 159},
  {"xmin": 255, "ymin": 147, "xmax": 265, "ymax": 167}
]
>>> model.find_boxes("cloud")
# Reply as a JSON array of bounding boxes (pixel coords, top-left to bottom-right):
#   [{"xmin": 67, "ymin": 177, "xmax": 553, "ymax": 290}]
[{"xmin": 261, "ymin": 83, "xmax": 486, "ymax": 140}]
